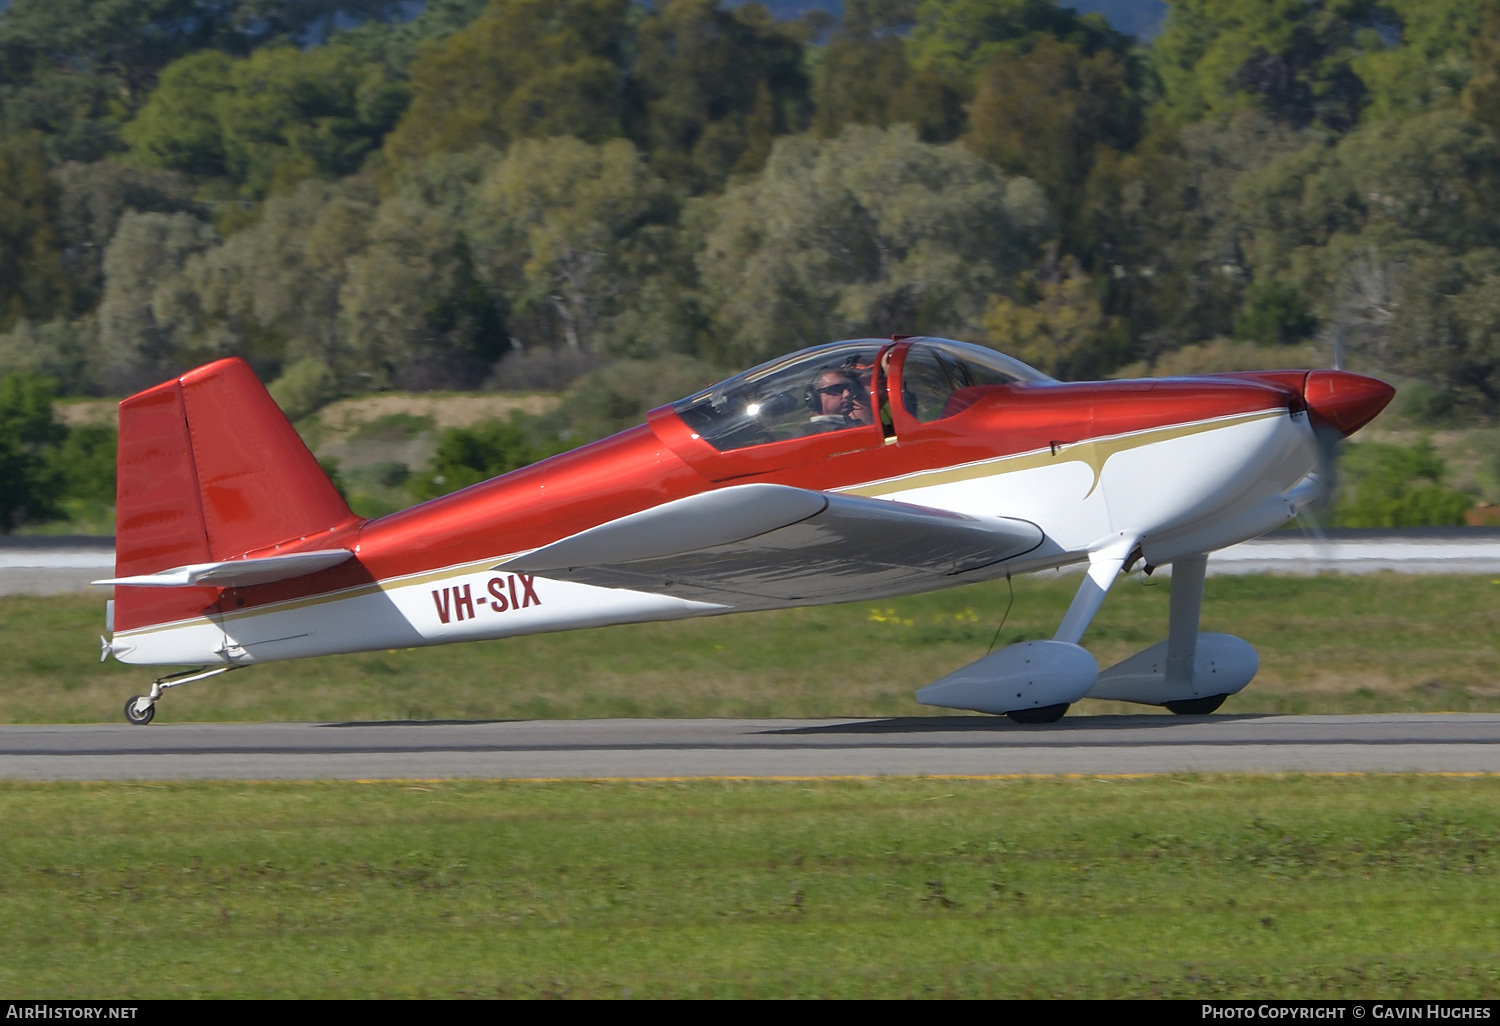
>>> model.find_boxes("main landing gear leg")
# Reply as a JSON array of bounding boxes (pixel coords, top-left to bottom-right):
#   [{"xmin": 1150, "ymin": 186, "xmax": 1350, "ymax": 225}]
[
  {"xmin": 1053, "ymin": 534, "xmax": 1138, "ymax": 646},
  {"xmin": 124, "ymin": 665, "xmax": 236, "ymax": 725},
  {"xmin": 915, "ymin": 535, "xmax": 1138, "ymax": 722},
  {"xmin": 1160, "ymin": 553, "xmax": 1228, "ymax": 715},
  {"xmin": 999, "ymin": 534, "xmax": 1136, "ymax": 725}
]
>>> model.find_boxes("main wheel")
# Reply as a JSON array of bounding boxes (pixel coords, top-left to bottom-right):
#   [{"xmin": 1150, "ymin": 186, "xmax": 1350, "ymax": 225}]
[
  {"xmin": 123, "ymin": 696, "xmax": 155, "ymax": 726},
  {"xmin": 1164, "ymin": 694, "xmax": 1228, "ymax": 715},
  {"xmin": 1006, "ymin": 703, "xmax": 1069, "ymax": 725}
]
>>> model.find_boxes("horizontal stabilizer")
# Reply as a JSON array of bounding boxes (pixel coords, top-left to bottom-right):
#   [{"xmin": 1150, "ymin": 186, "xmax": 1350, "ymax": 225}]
[
  {"xmin": 502, "ymin": 483, "xmax": 1042, "ymax": 605},
  {"xmin": 95, "ymin": 549, "xmax": 353, "ymax": 589}
]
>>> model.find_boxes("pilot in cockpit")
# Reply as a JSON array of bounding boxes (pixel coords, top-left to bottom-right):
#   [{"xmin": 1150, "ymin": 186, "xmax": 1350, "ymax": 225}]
[{"xmin": 804, "ymin": 368, "xmax": 871, "ymax": 434}]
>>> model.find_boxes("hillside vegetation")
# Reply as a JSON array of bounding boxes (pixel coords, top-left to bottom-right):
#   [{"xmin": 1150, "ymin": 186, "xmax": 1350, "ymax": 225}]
[{"xmin": 2, "ymin": 1, "xmax": 1500, "ymax": 531}]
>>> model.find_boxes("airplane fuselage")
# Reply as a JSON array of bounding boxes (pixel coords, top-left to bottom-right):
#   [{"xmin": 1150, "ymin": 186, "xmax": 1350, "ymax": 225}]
[{"xmin": 107, "ymin": 375, "xmax": 1317, "ymax": 668}]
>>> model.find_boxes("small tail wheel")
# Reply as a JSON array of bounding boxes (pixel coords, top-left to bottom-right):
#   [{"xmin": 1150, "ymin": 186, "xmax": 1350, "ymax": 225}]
[{"xmin": 124, "ymin": 696, "xmax": 155, "ymax": 726}]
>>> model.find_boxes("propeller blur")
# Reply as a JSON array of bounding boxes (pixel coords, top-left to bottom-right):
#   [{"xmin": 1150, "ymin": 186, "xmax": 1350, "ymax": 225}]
[{"xmin": 96, "ymin": 338, "xmax": 1393, "ymax": 725}]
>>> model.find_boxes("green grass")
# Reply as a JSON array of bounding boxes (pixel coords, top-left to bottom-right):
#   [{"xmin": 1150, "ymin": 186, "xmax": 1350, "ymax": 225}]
[
  {"xmin": 1, "ymin": 776, "xmax": 1496, "ymax": 998},
  {"xmin": 2, "ymin": 573, "xmax": 1498, "ymax": 723}
]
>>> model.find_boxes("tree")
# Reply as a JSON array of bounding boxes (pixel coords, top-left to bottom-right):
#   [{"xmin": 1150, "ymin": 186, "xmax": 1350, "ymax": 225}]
[
  {"xmin": 696, "ymin": 125, "xmax": 1052, "ymax": 367},
  {"xmin": 340, "ymin": 157, "xmax": 508, "ymax": 389},
  {"xmin": 1463, "ymin": 1, "xmax": 1500, "ymax": 137},
  {"xmin": 0, "ymin": 0, "xmax": 410, "ymax": 161},
  {"xmin": 267, "ymin": 357, "xmax": 336, "ymax": 421},
  {"xmin": 380, "ymin": 0, "xmax": 630, "ymax": 166},
  {"xmin": 1366, "ymin": 245, "xmax": 1500, "ymax": 411},
  {"xmin": 95, "ymin": 210, "xmax": 219, "ymax": 390},
  {"xmin": 1288, "ymin": 241, "xmax": 1500, "ymax": 413},
  {"xmin": 0, "ymin": 316, "xmax": 101, "ymax": 395},
  {"xmin": 469, "ymin": 137, "xmax": 673, "ymax": 355},
  {"xmin": 0, "ymin": 372, "xmax": 64, "ymax": 531},
  {"xmin": 1069, "ymin": 110, "xmax": 1307, "ymax": 363},
  {"xmin": 812, "ymin": 28, "xmax": 911, "ymax": 138},
  {"xmin": 629, "ymin": 0, "xmax": 812, "ymax": 192},
  {"xmin": 906, "ymin": 0, "xmax": 1129, "ymax": 81},
  {"xmin": 111, "ymin": 155, "xmax": 519, "ymax": 394},
  {"xmin": 1150, "ymin": 0, "xmax": 1400, "ymax": 133},
  {"xmin": 0, "ymin": 131, "xmax": 70, "ymax": 331},
  {"xmin": 51, "ymin": 160, "xmax": 196, "ymax": 313},
  {"xmin": 164, "ymin": 177, "xmax": 379, "ymax": 385},
  {"xmin": 123, "ymin": 44, "xmax": 409, "ymax": 198},
  {"xmin": 332, "ymin": 0, "xmax": 493, "ymax": 71},
  {"xmin": 1234, "ymin": 279, "xmax": 1318, "ymax": 345},
  {"xmin": 981, "ymin": 251, "xmax": 1121, "ymax": 379},
  {"xmin": 966, "ymin": 35, "xmax": 1140, "ymax": 245},
  {"xmin": 1357, "ymin": 0, "xmax": 1484, "ymax": 118},
  {"xmin": 810, "ymin": 0, "xmax": 964, "ymax": 144},
  {"xmin": 1234, "ymin": 109, "xmax": 1500, "ymax": 306},
  {"xmin": 118, "ymin": 51, "xmax": 236, "ymax": 178}
]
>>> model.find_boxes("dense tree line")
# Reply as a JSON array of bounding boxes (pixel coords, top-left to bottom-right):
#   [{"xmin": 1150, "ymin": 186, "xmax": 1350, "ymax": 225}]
[{"xmin": 1, "ymin": 0, "xmax": 1499, "ymax": 495}]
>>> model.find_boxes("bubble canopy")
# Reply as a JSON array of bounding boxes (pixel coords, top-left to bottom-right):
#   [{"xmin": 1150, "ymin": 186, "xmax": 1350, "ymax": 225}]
[{"xmin": 672, "ymin": 337, "xmax": 1052, "ymax": 452}]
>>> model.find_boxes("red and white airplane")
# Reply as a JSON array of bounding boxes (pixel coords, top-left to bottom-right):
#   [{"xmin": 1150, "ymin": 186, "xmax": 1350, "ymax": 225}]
[{"xmin": 97, "ymin": 337, "xmax": 1393, "ymax": 725}]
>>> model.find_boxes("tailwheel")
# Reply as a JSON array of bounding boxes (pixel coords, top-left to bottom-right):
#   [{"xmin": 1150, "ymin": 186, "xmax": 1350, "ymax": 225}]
[
  {"xmin": 123, "ymin": 696, "xmax": 155, "ymax": 726},
  {"xmin": 1164, "ymin": 693, "xmax": 1228, "ymax": 715},
  {"xmin": 119, "ymin": 665, "xmax": 238, "ymax": 726},
  {"xmin": 1006, "ymin": 703, "xmax": 1069, "ymax": 725}
]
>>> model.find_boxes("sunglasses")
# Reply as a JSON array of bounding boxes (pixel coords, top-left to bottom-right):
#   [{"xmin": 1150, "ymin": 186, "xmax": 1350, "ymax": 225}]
[{"xmin": 816, "ymin": 383, "xmax": 854, "ymax": 396}]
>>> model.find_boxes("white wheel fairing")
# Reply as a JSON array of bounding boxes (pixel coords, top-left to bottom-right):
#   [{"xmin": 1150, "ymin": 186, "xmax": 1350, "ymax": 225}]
[
  {"xmin": 916, "ymin": 641, "xmax": 1100, "ymax": 714},
  {"xmin": 1088, "ymin": 634, "xmax": 1259, "ymax": 705}
]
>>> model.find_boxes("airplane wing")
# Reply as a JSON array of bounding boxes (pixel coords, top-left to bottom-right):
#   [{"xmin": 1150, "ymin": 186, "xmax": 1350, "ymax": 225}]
[{"xmin": 500, "ymin": 483, "xmax": 1042, "ymax": 605}]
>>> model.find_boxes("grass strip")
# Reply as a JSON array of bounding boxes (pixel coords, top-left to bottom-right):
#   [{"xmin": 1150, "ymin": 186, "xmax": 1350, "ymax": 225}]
[
  {"xmin": 1, "ymin": 775, "xmax": 1496, "ymax": 998},
  {"xmin": 2, "ymin": 573, "xmax": 1497, "ymax": 723}
]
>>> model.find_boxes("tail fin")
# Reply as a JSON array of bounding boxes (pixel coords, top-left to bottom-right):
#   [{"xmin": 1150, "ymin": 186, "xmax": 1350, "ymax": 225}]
[{"xmin": 113, "ymin": 358, "xmax": 359, "ymax": 632}]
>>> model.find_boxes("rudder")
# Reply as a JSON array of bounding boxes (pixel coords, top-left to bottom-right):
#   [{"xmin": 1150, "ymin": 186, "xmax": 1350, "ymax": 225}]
[{"xmin": 113, "ymin": 358, "xmax": 359, "ymax": 633}]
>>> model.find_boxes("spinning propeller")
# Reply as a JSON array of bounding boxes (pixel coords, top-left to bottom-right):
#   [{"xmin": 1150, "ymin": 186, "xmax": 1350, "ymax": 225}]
[{"xmin": 1296, "ymin": 369, "xmax": 1396, "ymax": 526}]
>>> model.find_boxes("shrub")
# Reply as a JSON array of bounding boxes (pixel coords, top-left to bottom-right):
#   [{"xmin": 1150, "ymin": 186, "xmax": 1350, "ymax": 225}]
[
  {"xmin": 406, "ymin": 416, "xmax": 556, "ymax": 501},
  {"xmin": 1332, "ymin": 439, "xmax": 1473, "ymax": 527}
]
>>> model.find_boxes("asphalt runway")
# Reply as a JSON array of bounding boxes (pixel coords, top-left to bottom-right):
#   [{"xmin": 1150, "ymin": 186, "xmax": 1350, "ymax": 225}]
[{"xmin": 1, "ymin": 714, "xmax": 1497, "ymax": 780}]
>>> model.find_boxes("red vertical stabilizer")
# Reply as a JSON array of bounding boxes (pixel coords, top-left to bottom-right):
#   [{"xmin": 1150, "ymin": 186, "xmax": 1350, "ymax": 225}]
[{"xmin": 113, "ymin": 358, "xmax": 360, "ymax": 632}]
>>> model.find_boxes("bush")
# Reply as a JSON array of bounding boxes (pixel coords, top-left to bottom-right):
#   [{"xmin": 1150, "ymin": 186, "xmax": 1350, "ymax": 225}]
[
  {"xmin": 1234, "ymin": 280, "xmax": 1317, "ymax": 346},
  {"xmin": 51, "ymin": 423, "xmax": 117, "ymax": 506},
  {"xmin": 268, "ymin": 358, "xmax": 336, "ymax": 421},
  {"xmin": 1332, "ymin": 440, "xmax": 1473, "ymax": 528},
  {"xmin": 406, "ymin": 416, "xmax": 559, "ymax": 501},
  {"xmin": 546, "ymin": 356, "xmax": 721, "ymax": 444},
  {"xmin": 0, "ymin": 374, "xmax": 66, "ymax": 531}
]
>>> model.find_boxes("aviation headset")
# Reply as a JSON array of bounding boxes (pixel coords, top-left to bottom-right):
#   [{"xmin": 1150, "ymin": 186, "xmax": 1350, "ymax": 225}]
[
  {"xmin": 804, "ymin": 369, "xmax": 854, "ymax": 412},
  {"xmin": 803, "ymin": 366, "xmax": 867, "ymax": 412}
]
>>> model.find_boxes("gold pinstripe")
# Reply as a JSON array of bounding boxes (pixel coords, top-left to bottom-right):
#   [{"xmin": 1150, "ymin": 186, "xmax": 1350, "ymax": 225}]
[{"xmin": 840, "ymin": 408, "xmax": 1284, "ymax": 499}]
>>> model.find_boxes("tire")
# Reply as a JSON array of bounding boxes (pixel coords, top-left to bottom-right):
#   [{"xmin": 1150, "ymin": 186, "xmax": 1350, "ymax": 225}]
[
  {"xmin": 1164, "ymin": 694, "xmax": 1228, "ymax": 715},
  {"xmin": 1005, "ymin": 703, "xmax": 1069, "ymax": 724},
  {"xmin": 124, "ymin": 696, "xmax": 155, "ymax": 726}
]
